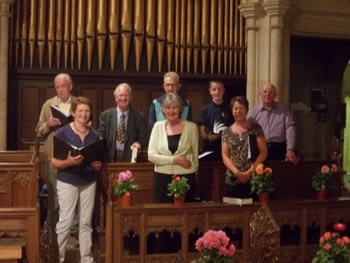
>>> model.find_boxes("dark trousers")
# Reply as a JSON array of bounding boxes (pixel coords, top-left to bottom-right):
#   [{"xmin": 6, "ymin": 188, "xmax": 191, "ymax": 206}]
[{"xmin": 267, "ymin": 142, "xmax": 287, "ymax": 161}]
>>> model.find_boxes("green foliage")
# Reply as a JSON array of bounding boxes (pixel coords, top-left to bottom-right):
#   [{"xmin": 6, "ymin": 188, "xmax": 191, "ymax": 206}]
[
  {"xmin": 250, "ymin": 173, "xmax": 275, "ymax": 195},
  {"xmin": 311, "ymin": 165, "xmax": 336, "ymax": 191},
  {"xmin": 167, "ymin": 175, "xmax": 190, "ymax": 198},
  {"xmin": 114, "ymin": 179, "xmax": 138, "ymax": 196}
]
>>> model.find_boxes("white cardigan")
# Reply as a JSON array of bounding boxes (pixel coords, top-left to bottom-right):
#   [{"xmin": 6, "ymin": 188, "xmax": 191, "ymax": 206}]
[{"xmin": 148, "ymin": 120, "xmax": 199, "ymax": 175}]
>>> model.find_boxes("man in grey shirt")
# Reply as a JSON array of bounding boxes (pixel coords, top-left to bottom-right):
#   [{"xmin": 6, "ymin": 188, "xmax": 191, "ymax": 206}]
[{"xmin": 249, "ymin": 83, "xmax": 297, "ymax": 164}]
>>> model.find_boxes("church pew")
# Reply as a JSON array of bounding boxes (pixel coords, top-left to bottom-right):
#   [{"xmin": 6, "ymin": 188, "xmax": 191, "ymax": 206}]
[
  {"xmin": 0, "ymin": 151, "xmax": 40, "ymax": 263},
  {"xmin": 104, "ymin": 199, "xmax": 350, "ymax": 263}
]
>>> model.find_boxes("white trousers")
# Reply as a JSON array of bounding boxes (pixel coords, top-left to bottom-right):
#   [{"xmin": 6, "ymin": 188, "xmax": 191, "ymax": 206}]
[{"xmin": 56, "ymin": 180, "xmax": 96, "ymax": 263}]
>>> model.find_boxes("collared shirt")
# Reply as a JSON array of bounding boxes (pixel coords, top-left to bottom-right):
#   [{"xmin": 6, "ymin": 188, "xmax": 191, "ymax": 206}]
[
  {"xmin": 116, "ymin": 107, "xmax": 129, "ymax": 151},
  {"xmin": 249, "ymin": 101, "xmax": 296, "ymax": 150},
  {"xmin": 57, "ymin": 96, "xmax": 72, "ymax": 114}
]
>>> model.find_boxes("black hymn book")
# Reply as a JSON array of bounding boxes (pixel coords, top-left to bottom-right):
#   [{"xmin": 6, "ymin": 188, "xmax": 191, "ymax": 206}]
[
  {"xmin": 53, "ymin": 136, "xmax": 104, "ymax": 167},
  {"xmin": 50, "ymin": 105, "xmax": 74, "ymax": 127}
]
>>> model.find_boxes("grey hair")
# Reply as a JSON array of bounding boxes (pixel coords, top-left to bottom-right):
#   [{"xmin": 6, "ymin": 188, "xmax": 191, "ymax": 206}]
[
  {"xmin": 54, "ymin": 73, "xmax": 73, "ymax": 87},
  {"xmin": 161, "ymin": 92, "xmax": 184, "ymax": 113},
  {"xmin": 114, "ymin": 83, "xmax": 132, "ymax": 97},
  {"xmin": 163, "ymin": 71, "xmax": 180, "ymax": 84}
]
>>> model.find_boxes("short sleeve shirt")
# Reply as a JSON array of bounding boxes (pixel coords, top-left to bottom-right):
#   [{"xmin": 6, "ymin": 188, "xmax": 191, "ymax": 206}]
[{"xmin": 222, "ymin": 121, "xmax": 264, "ymax": 176}]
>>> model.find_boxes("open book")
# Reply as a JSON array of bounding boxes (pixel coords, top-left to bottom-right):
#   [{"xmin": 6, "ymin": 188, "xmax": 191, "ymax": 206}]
[
  {"xmin": 50, "ymin": 105, "xmax": 73, "ymax": 127},
  {"xmin": 53, "ymin": 136, "xmax": 104, "ymax": 167},
  {"xmin": 223, "ymin": 197, "xmax": 253, "ymax": 206},
  {"xmin": 213, "ymin": 121, "xmax": 227, "ymax": 134}
]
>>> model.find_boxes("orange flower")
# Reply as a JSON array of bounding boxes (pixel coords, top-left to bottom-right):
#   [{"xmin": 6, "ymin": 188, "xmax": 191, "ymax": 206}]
[
  {"xmin": 256, "ymin": 163, "xmax": 264, "ymax": 170},
  {"xmin": 264, "ymin": 167, "xmax": 273, "ymax": 175},
  {"xmin": 255, "ymin": 166, "xmax": 264, "ymax": 175},
  {"xmin": 323, "ymin": 232, "xmax": 332, "ymax": 241},
  {"xmin": 343, "ymin": 236, "xmax": 350, "ymax": 244}
]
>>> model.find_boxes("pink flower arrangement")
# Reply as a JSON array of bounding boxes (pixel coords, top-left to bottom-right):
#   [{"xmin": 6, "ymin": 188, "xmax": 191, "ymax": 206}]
[
  {"xmin": 192, "ymin": 230, "xmax": 236, "ymax": 263},
  {"xmin": 113, "ymin": 170, "xmax": 138, "ymax": 197},
  {"xmin": 312, "ymin": 222, "xmax": 350, "ymax": 262},
  {"xmin": 311, "ymin": 164, "xmax": 338, "ymax": 191}
]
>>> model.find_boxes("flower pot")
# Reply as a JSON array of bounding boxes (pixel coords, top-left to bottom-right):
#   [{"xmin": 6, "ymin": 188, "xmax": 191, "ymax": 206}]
[
  {"xmin": 316, "ymin": 189, "xmax": 326, "ymax": 201},
  {"xmin": 174, "ymin": 196, "xmax": 185, "ymax": 207},
  {"xmin": 259, "ymin": 192, "xmax": 269, "ymax": 204},
  {"xmin": 120, "ymin": 192, "xmax": 131, "ymax": 207}
]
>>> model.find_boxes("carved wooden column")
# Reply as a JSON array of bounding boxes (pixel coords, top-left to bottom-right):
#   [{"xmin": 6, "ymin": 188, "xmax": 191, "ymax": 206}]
[{"xmin": 0, "ymin": 0, "xmax": 14, "ymax": 150}]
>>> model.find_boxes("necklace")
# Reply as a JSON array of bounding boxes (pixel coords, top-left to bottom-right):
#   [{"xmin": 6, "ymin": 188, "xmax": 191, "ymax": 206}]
[{"xmin": 73, "ymin": 122, "xmax": 88, "ymax": 134}]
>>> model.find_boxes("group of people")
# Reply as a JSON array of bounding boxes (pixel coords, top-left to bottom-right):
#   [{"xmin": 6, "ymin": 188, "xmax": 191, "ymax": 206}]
[{"xmin": 36, "ymin": 72, "xmax": 297, "ymax": 262}]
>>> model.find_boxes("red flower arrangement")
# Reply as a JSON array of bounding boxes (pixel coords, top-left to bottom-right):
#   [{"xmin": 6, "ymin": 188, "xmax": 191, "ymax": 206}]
[{"xmin": 312, "ymin": 222, "xmax": 350, "ymax": 263}]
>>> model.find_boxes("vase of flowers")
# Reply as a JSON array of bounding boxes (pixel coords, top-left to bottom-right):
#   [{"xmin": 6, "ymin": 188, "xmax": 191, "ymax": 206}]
[
  {"xmin": 311, "ymin": 164, "xmax": 338, "ymax": 201},
  {"xmin": 312, "ymin": 222, "xmax": 350, "ymax": 263},
  {"xmin": 250, "ymin": 164, "xmax": 275, "ymax": 204},
  {"xmin": 113, "ymin": 170, "xmax": 138, "ymax": 207},
  {"xmin": 191, "ymin": 229, "xmax": 236, "ymax": 263},
  {"xmin": 167, "ymin": 175, "xmax": 190, "ymax": 207}
]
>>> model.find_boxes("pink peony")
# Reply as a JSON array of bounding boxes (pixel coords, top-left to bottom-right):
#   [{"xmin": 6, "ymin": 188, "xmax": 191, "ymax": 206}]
[
  {"xmin": 333, "ymin": 222, "xmax": 346, "ymax": 232},
  {"xmin": 321, "ymin": 165, "xmax": 330, "ymax": 174},
  {"xmin": 323, "ymin": 243, "xmax": 332, "ymax": 250},
  {"xmin": 331, "ymin": 164, "xmax": 338, "ymax": 173},
  {"xmin": 118, "ymin": 170, "xmax": 132, "ymax": 182},
  {"xmin": 337, "ymin": 238, "xmax": 345, "ymax": 246},
  {"xmin": 323, "ymin": 232, "xmax": 332, "ymax": 241}
]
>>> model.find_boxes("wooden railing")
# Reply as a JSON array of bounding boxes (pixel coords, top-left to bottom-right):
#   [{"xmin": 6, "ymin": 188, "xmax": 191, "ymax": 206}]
[{"xmin": 104, "ymin": 199, "xmax": 350, "ymax": 263}]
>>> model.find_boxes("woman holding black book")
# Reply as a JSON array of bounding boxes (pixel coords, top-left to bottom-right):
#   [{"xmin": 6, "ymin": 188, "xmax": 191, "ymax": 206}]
[
  {"xmin": 51, "ymin": 96, "xmax": 102, "ymax": 263},
  {"xmin": 221, "ymin": 96, "xmax": 267, "ymax": 198}
]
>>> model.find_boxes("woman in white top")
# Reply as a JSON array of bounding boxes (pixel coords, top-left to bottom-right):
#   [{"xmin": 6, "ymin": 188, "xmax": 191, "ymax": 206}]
[{"xmin": 148, "ymin": 92, "xmax": 198, "ymax": 203}]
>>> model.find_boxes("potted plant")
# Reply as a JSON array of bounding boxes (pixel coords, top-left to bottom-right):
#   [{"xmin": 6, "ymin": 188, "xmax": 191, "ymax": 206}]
[
  {"xmin": 113, "ymin": 170, "xmax": 138, "ymax": 207},
  {"xmin": 191, "ymin": 229, "xmax": 236, "ymax": 263},
  {"xmin": 250, "ymin": 163, "xmax": 275, "ymax": 204},
  {"xmin": 167, "ymin": 175, "xmax": 190, "ymax": 207},
  {"xmin": 311, "ymin": 164, "xmax": 338, "ymax": 200},
  {"xmin": 312, "ymin": 222, "xmax": 350, "ymax": 263}
]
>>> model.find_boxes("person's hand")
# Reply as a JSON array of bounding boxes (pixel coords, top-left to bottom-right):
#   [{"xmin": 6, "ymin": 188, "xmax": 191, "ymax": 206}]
[
  {"xmin": 174, "ymin": 155, "xmax": 192, "ymax": 169},
  {"xmin": 66, "ymin": 151, "xmax": 84, "ymax": 166},
  {"xmin": 285, "ymin": 149, "xmax": 298, "ymax": 165},
  {"xmin": 91, "ymin": 161, "xmax": 102, "ymax": 171},
  {"xmin": 130, "ymin": 142, "xmax": 141, "ymax": 150},
  {"xmin": 208, "ymin": 132, "xmax": 221, "ymax": 142},
  {"xmin": 236, "ymin": 170, "xmax": 251, "ymax": 184},
  {"xmin": 47, "ymin": 116, "xmax": 61, "ymax": 128}
]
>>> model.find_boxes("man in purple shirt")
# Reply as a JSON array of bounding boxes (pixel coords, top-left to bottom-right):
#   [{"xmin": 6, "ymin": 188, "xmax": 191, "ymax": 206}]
[{"xmin": 249, "ymin": 83, "xmax": 297, "ymax": 164}]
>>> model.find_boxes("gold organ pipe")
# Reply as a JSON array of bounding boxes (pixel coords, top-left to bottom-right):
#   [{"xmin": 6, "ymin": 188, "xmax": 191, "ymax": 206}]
[
  {"xmin": 179, "ymin": 0, "xmax": 186, "ymax": 73},
  {"xmin": 134, "ymin": 0, "xmax": 145, "ymax": 72},
  {"xmin": 217, "ymin": 0, "xmax": 224, "ymax": 74},
  {"xmin": 229, "ymin": 0, "xmax": 234, "ymax": 74},
  {"xmin": 239, "ymin": 6, "xmax": 244, "ymax": 75},
  {"xmin": 56, "ymin": 0, "xmax": 63, "ymax": 69},
  {"xmin": 109, "ymin": 0, "xmax": 120, "ymax": 70},
  {"xmin": 47, "ymin": 0, "xmax": 55, "ymax": 69},
  {"xmin": 156, "ymin": 0, "xmax": 166, "ymax": 72},
  {"xmin": 70, "ymin": 0, "xmax": 77, "ymax": 69},
  {"xmin": 193, "ymin": 0, "xmax": 200, "ymax": 73},
  {"xmin": 223, "ymin": 0, "xmax": 229, "ymax": 74},
  {"xmin": 209, "ymin": 0, "xmax": 217, "ymax": 74},
  {"xmin": 37, "ymin": 0, "xmax": 46, "ymax": 68},
  {"xmin": 64, "ymin": 0, "xmax": 71, "ymax": 69},
  {"xmin": 166, "ymin": 0, "xmax": 175, "ymax": 71},
  {"xmin": 186, "ymin": 0, "xmax": 193, "ymax": 73},
  {"xmin": 21, "ymin": 0, "xmax": 28, "ymax": 67},
  {"xmin": 28, "ymin": 0, "xmax": 36, "ymax": 68},
  {"xmin": 121, "ymin": 0, "xmax": 132, "ymax": 71},
  {"xmin": 174, "ymin": 0, "xmax": 180, "ymax": 72},
  {"xmin": 234, "ymin": 0, "xmax": 239, "ymax": 75},
  {"xmin": 77, "ymin": 0, "xmax": 85, "ymax": 69},
  {"xmin": 97, "ymin": 0, "xmax": 107, "ymax": 70},
  {"xmin": 86, "ymin": 0, "xmax": 96, "ymax": 70},
  {"xmin": 201, "ymin": 0, "xmax": 209, "ymax": 73},
  {"xmin": 146, "ymin": 0, "xmax": 155, "ymax": 72}
]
